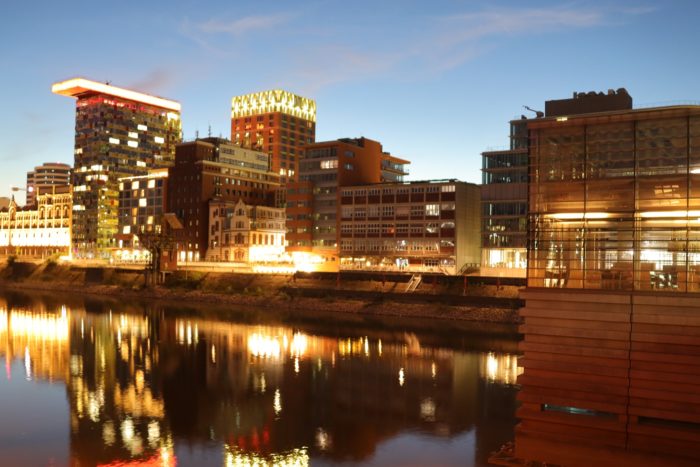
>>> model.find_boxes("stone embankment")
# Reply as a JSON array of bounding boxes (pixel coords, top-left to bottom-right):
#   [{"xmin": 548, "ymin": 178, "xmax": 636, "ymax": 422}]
[{"xmin": 0, "ymin": 260, "xmax": 523, "ymax": 325}]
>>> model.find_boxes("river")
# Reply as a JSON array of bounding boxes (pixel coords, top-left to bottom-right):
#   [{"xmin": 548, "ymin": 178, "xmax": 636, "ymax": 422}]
[{"xmin": 0, "ymin": 288, "xmax": 521, "ymax": 466}]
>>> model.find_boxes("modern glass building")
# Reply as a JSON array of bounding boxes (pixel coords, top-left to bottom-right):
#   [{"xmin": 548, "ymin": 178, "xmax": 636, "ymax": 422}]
[
  {"xmin": 516, "ymin": 93, "xmax": 700, "ymax": 467},
  {"xmin": 528, "ymin": 104, "xmax": 700, "ymax": 292},
  {"xmin": 52, "ymin": 78, "xmax": 181, "ymax": 257},
  {"xmin": 481, "ymin": 119, "xmax": 529, "ymax": 277}
]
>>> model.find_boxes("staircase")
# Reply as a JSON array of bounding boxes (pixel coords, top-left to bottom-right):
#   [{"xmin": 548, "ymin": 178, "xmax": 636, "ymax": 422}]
[{"xmin": 405, "ymin": 274, "xmax": 422, "ymax": 293}]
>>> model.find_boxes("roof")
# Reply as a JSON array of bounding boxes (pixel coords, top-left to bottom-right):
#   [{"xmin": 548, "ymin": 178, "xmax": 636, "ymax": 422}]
[{"xmin": 52, "ymin": 77, "xmax": 181, "ymax": 112}]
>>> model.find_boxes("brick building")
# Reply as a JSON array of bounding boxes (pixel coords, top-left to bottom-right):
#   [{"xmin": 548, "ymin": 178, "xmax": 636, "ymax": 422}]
[
  {"xmin": 168, "ymin": 138, "xmax": 279, "ymax": 262},
  {"xmin": 285, "ymin": 137, "xmax": 408, "ymax": 270}
]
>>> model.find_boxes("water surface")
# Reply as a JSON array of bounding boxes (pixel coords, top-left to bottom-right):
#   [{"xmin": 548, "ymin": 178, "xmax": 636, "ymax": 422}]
[{"xmin": 0, "ymin": 289, "xmax": 520, "ymax": 466}]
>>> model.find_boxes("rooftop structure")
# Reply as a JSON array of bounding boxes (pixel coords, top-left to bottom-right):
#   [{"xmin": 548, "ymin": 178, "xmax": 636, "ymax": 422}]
[{"xmin": 52, "ymin": 77, "xmax": 181, "ymax": 112}]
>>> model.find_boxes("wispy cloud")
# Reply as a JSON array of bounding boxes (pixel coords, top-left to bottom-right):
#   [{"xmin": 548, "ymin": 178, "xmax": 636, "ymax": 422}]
[
  {"xmin": 285, "ymin": 5, "xmax": 652, "ymax": 91},
  {"xmin": 196, "ymin": 13, "xmax": 294, "ymax": 36}
]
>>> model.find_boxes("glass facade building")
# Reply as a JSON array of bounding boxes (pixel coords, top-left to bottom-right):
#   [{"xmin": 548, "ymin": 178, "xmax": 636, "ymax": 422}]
[
  {"xmin": 481, "ymin": 120, "xmax": 529, "ymax": 276},
  {"xmin": 528, "ymin": 106, "xmax": 700, "ymax": 292},
  {"xmin": 52, "ymin": 78, "xmax": 181, "ymax": 257}
]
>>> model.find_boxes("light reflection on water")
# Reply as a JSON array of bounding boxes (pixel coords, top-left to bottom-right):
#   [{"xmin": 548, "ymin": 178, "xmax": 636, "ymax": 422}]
[{"xmin": 0, "ymin": 292, "xmax": 520, "ymax": 466}]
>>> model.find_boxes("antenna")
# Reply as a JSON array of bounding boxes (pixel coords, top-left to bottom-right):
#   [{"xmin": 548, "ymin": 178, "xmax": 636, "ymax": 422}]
[{"xmin": 208, "ymin": 124, "xmax": 212, "ymax": 137}]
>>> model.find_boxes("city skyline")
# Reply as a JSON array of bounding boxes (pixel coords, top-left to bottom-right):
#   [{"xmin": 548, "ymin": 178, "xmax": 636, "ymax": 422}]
[{"xmin": 3, "ymin": 1, "xmax": 700, "ymax": 204}]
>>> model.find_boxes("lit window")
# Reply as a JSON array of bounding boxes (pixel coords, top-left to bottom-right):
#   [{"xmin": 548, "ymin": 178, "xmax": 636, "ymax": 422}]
[
  {"xmin": 148, "ymin": 179, "xmax": 155, "ymax": 189},
  {"xmin": 109, "ymin": 137, "xmax": 120, "ymax": 145},
  {"xmin": 154, "ymin": 136, "xmax": 165, "ymax": 144},
  {"xmin": 138, "ymin": 124, "xmax": 148, "ymax": 131},
  {"xmin": 131, "ymin": 181, "xmax": 140, "ymax": 190},
  {"xmin": 139, "ymin": 198, "xmax": 147, "ymax": 207},
  {"xmin": 425, "ymin": 204, "xmax": 440, "ymax": 216},
  {"xmin": 128, "ymin": 132, "xmax": 138, "ymax": 139},
  {"xmin": 128, "ymin": 140, "xmax": 138, "ymax": 148},
  {"xmin": 136, "ymin": 161, "xmax": 146, "ymax": 167},
  {"xmin": 320, "ymin": 159, "xmax": 338, "ymax": 170},
  {"xmin": 123, "ymin": 226, "xmax": 131, "ymax": 234}
]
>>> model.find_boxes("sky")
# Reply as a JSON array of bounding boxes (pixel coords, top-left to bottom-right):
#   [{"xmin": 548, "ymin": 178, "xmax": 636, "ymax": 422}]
[{"xmin": 1, "ymin": 0, "xmax": 700, "ymax": 204}]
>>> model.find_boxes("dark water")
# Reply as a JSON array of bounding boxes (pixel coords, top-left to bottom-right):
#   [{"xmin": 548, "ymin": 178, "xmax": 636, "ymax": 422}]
[{"xmin": 0, "ymin": 289, "xmax": 520, "ymax": 466}]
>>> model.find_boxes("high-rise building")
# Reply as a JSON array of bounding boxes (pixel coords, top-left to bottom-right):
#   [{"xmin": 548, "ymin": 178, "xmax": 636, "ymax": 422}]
[
  {"xmin": 52, "ymin": 78, "xmax": 181, "ymax": 257},
  {"xmin": 480, "ymin": 120, "xmax": 528, "ymax": 277},
  {"xmin": 286, "ymin": 137, "xmax": 409, "ymax": 269},
  {"xmin": 231, "ymin": 90, "xmax": 316, "ymax": 185},
  {"xmin": 168, "ymin": 138, "xmax": 280, "ymax": 262},
  {"xmin": 26, "ymin": 162, "xmax": 71, "ymax": 206}
]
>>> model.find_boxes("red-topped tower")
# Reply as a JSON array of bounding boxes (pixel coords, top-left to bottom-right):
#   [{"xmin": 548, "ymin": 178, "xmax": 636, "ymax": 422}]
[{"xmin": 52, "ymin": 78, "xmax": 182, "ymax": 256}]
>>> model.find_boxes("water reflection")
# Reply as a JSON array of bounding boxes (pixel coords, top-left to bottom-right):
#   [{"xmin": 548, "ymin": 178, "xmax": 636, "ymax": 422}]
[{"xmin": 0, "ymin": 292, "xmax": 520, "ymax": 466}]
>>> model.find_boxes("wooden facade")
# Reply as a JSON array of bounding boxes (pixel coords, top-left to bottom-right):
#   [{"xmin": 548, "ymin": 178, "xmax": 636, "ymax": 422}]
[{"xmin": 515, "ymin": 289, "xmax": 700, "ymax": 466}]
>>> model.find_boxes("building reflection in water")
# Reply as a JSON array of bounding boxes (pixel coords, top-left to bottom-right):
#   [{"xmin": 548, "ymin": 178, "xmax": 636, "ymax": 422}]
[{"xmin": 0, "ymin": 294, "xmax": 520, "ymax": 466}]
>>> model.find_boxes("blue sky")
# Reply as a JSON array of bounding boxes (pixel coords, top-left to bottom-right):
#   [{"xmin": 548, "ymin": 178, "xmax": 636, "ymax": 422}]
[{"xmin": 1, "ymin": 0, "xmax": 699, "ymax": 203}]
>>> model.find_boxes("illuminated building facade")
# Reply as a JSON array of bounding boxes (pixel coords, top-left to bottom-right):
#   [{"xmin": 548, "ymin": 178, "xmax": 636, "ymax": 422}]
[
  {"xmin": 26, "ymin": 162, "xmax": 71, "ymax": 206},
  {"xmin": 206, "ymin": 199, "xmax": 286, "ymax": 263},
  {"xmin": 52, "ymin": 78, "xmax": 181, "ymax": 257},
  {"xmin": 527, "ymin": 101, "xmax": 700, "ymax": 291},
  {"xmin": 115, "ymin": 168, "xmax": 168, "ymax": 263},
  {"xmin": 0, "ymin": 186, "xmax": 72, "ymax": 257},
  {"xmin": 231, "ymin": 90, "xmax": 316, "ymax": 186},
  {"xmin": 339, "ymin": 180, "xmax": 481, "ymax": 273},
  {"xmin": 515, "ymin": 92, "xmax": 700, "ymax": 466},
  {"xmin": 480, "ymin": 120, "xmax": 528, "ymax": 277},
  {"xmin": 286, "ymin": 137, "xmax": 409, "ymax": 269},
  {"xmin": 169, "ymin": 138, "xmax": 279, "ymax": 262}
]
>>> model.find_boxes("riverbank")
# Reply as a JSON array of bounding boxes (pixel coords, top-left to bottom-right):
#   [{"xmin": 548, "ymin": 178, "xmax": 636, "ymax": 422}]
[{"xmin": 0, "ymin": 261, "xmax": 522, "ymax": 325}]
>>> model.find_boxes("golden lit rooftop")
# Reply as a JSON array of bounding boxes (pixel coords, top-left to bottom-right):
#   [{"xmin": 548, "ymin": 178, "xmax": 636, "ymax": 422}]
[
  {"xmin": 51, "ymin": 77, "xmax": 181, "ymax": 112},
  {"xmin": 231, "ymin": 89, "xmax": 316, "ymax": 122}
]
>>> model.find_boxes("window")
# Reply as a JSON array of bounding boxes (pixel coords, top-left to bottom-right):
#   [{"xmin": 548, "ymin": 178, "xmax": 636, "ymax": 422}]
[
  {"xmin": 441, "ymin": 203, "xmax": 456, "ymax": 211},
  {"xmin": 320, "ymin": 159, "xmax": 339, "ymax": 169},
  {"xmin": 425, "ymin": 204, "xmax": 440, "ymax": 216},
  {"xmin": 382, "ymin": 206, "xmax": 394, "ymax": 217},
  {"xmin": 344, "ymin": 163, "xmax": 354, "ymax": 171},
  {"xmin": 411, "ymin": 205, "xmax": 424, "ymax": 216},
  {"xmin": 368, "ymin": 206, "xmax": 380, "ymax": 217},
  {"xmin": 441, "ymin": 185, "xmax": 455, "ymax": 192},
  {"xmin": 368, "ymin": 223, "xmax": 380, "ymax": 234}
]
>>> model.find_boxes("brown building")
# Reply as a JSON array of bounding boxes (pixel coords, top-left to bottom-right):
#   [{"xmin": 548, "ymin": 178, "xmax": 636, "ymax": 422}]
[
  {"xmin": 26, "ymin": 162, "xmax": 71, "ymax": 206},
  {"xmin": 513, "ymin": 93, "xmax": 700, "ymax": 466},
  {"xmin": 286, "ymin": 137, "xmax": 409, "ymax": 269},
  {"xmin": 168, "ymin": 138, "xmax": 279, "ymax": 262},
  {"xmin": 339, "ymin": 180, "xmax": 481, "ymax": 274},
  {"xmin": 231, "ymin": 90, "xmax": 316, "ymax": 186}
]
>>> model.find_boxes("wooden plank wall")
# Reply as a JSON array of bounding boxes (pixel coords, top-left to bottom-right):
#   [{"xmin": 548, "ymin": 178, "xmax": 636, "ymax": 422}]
[{"xmin": 515, "ymin": 289, "xmax": 700, "ymax": 467}]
